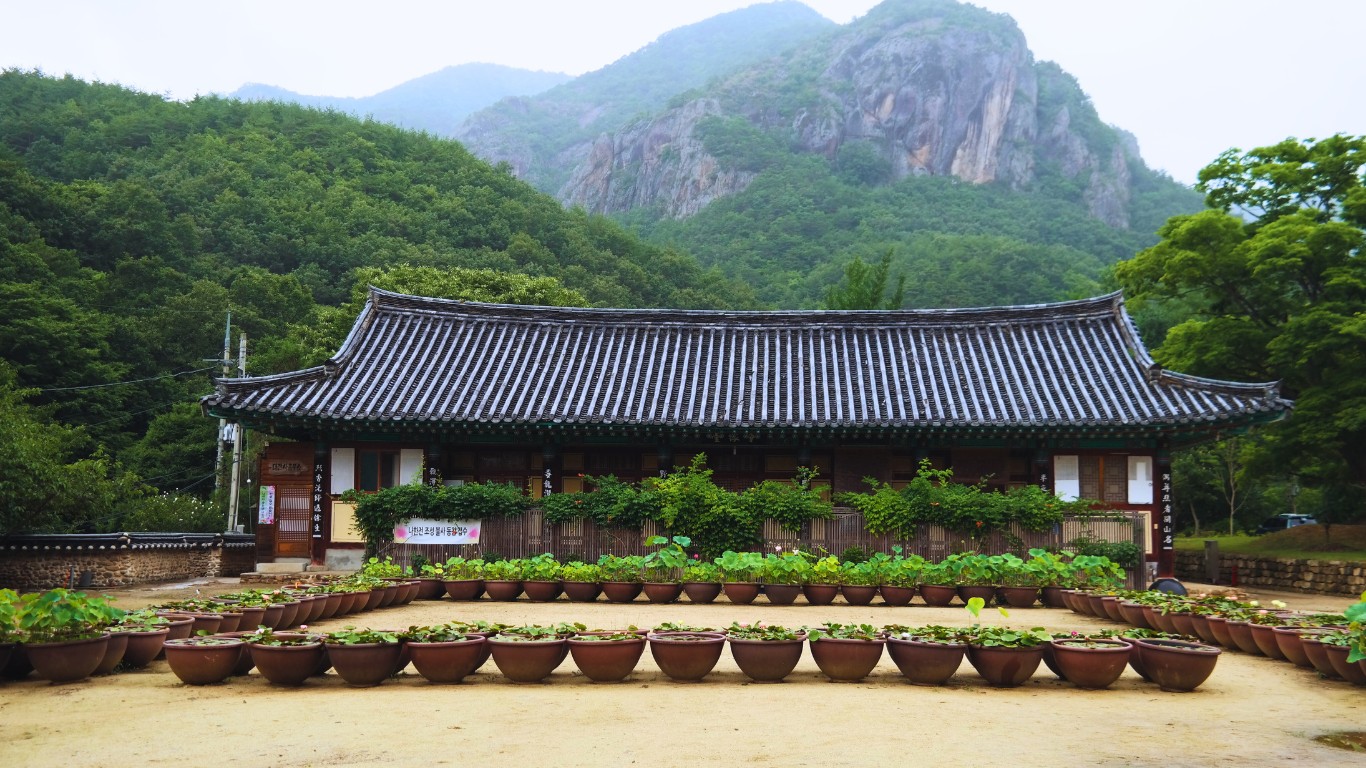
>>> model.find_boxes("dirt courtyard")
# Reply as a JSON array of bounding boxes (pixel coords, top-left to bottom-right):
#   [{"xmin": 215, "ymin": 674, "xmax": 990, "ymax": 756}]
[{"xmin": 1, "ymin": 580, "xmax": 1362, "ymax": 768}]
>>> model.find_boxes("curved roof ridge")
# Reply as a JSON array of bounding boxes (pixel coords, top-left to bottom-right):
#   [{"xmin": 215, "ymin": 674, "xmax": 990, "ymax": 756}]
[{"xmin": 365, "ymin": 286, "xmax": 1125, "ymax": 328}]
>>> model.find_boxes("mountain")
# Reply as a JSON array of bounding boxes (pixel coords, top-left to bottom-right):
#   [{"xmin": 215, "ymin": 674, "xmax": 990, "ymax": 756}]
[
  {"xmin": 455, "ymin": 0, "xmax": 1202, "ymax": 307},
  {"xmin": 552, "ymin": 0, "xmax": 1170, "ymax": 230},
  {"xmin": 453, "ymin": 1, "xmax": 836, "ymax": 191},
  {"xmin": 231, "ymin": 63, "xmax": 571, "ymax": 135}
]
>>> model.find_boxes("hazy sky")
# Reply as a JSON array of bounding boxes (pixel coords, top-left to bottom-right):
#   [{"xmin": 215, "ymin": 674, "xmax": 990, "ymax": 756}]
[{"xmin": 5, "ymin": 0, "xmax": 1363, "ymax": 184}]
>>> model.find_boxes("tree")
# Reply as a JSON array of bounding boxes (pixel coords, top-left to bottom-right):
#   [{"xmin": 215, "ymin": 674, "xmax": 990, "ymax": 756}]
[
  {"xmin": 823, "ymin": 249, "xmax": 906, "ymax": 310},
  {"xmin": 1116, "ymin": 136, "xmax": 1366, "ymax": 531}
]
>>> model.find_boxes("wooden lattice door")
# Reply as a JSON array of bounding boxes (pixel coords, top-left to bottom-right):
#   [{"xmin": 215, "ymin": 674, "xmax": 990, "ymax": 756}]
[{"xmin": 273, "ymin": 486, "xmax": 312, "ymax": 558}]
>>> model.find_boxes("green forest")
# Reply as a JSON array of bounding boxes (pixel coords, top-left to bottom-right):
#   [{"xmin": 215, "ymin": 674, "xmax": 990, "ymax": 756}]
[{"xmin": 0, "ymin": 71, "xmax": 756, "ymax": 534}]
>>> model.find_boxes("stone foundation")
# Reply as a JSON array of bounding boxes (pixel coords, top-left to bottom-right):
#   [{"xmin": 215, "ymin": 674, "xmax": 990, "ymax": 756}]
[
  {"xmin": 0, "ymin": 533, "xmax": 256, "ymax": 591},
  {"xmin": 1175, "ymin": 550, "xmax": 1366, "ymax": 596}
]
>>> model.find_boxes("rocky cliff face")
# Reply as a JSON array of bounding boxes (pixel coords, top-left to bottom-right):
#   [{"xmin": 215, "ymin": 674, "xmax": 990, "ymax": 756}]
[{"xmin": 559, "ymin": 2, "xmax": 1142, "ymax": 228}]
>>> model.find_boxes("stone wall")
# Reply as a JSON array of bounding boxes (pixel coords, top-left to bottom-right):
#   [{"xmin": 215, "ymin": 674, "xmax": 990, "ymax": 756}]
[
  {"xmin": 1175, "ymin": 550, "xmax": 1366, "ymax": 597},
  {"xmin": 0, "ymin": 534, "xmax": 256, "ymax": 591}
]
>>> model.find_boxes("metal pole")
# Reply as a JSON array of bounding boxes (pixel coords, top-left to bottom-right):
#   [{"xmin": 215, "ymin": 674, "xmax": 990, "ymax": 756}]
[{"xmin": 226, "ymin": 332, "xmax": 247, "ymax": 533}]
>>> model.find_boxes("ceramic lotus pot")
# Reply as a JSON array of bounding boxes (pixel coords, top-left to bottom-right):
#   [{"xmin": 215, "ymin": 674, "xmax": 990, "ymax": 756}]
[
  {"xmin": 1101, "ymin": 597, "xmax": 1129, "ymax": 623},
  {"xmin": 918, "ymin": 584, "xmax": 958, "ymax": 607},
  {"xmin": 682, "ymin": 582, "xmax": 722, "ymax": 604},
  {"xmin": 727, "ymin": 634, "xmax": 806, "ymax": 682},
  {"xmin": 483, "ymin": 580, "xmax": 524, "ymax": 602},
  {"xmin": 522, "ymin": 580, "xmax": 564, "ymax": 602},
  {"xmin": 721, "ymin": 582, "xmax": 760, "ymax": 606},
  {"xmin": 761, "ymin": 584, "xmax": 801, "ymax": 606},
  {"xmin": 886, "ymin": 637, "xmax": 966, "ymax": 686},
  {"xmin": 801, "ymin": 584, "xmax": 839, "ymax": 606},
  {"xmin": 407, "ymin": 635, "xmax": 487, "ymax": 683},
  {"xmin": 967, "ymin": 644, "xmax": 1044, "ymax": 688},
  {"xmin": 1039, "ymin": 587, "xmax": 1067, "ymax": 608},
  {"xmin": 1188, "ymin": 614, "xmax": 1220, "ymax": 645},
  {"xmin": 1047, "ymin": 638, "xmax": 1133, "ymax": 689},
  {"xmin": 1224, "ymin": 621, "xmax": 1263, "ymax": 655},
  {"xmin": 840, "ymin": 585, "xmax": 879, "ymax": 606},
  {"xmin": 809, "ymin": 636, "xmax": 885, "ymax": 682},
  {"xmin": 443, "ymin": 579, "xmax": 485, "ymax": 601},
  {"xmin": 601, "ymin": 581, "xmax": 643, "ymax": 603},
  {"xmin": 1300, "ymin": 636, "xmax": 1340, "ymax": 678},
  {"xmin": 25, "ymin": 634, "xmax": 111, "ymax": 683},
  {"xmin": 250, "ymin": 639, "xmax": 325, "ymax": 686},
  {"xmin": 92, "ymin": 631, "xmax": 130, "ymax": 676},
  {"xmin": 879, "ymin": 585, "xmax": 916, "ymax": 607},
  {"xmin": 163, "ymin": 638, "xmax": 245, "ymax": 685},
  {"xmin": 562, "ymin": 581, "xmax": 603, "ymax": 602},
  {"xmin": 568, "ymin": 635, "xmax": 646, "ymax": 682},
  {"xmin": 414, "ymin": 578, "xmax": 447, "ymax": 600},
  {"xmin": 998, "ymin": 587, "xmax": 1039, "ymax": 609},
  {"xmin": 1118, "ymin": 602, "xmax": 1153, "ymax": 630},
  {"xmin": 488, "ymin": 637, "xmax": 567, "ymax": 683},
  {"xmin": 1205, "ymin": 615, "xmax": 1234, "ymax": 647},
  {"xmin": 1135, "ymin": 638, "xmax": 1221, "ymax": 692},
  {"xmin": 326, "ymin": 642, "xmax": 403, "ymax": 687},
  {"xmin": 647, "ymin": 632, "xmax": 727, "ymax": 682},
  {"xmin": 1322, "ymin": 643, "xmax": 1366, "ymax": 685},
  {"xmin": 642, "ymin": 582, "xmax": 684, "ymax": 604},
  {"xmin": 1247, "ymin": 623, "xmax": 1287, "ymax": 660},
  {"xmin": 1271, "ymin": 627, "xmax": 1313, "ymax": 668},
  {"xmin": 117, "ymin": 627, "xmax": 170, "ymax": 668}
]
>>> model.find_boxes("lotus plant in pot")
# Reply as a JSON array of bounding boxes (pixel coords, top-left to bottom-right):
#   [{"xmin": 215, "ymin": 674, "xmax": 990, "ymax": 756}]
[
  {"xmin": 440, "ymin": 556, "xmax": 486, "ymax": 601},
  {"xmin": 807, "ymin": 622, "xmax": 885, "ymax": 682},
  {"xmin": 163, "ymin": 636, "xmax": 246, "ymax": 685},
  {"xmin": 726, "ymin": 622, "xmax": 807, "ymax": 682},
  {"xmin": 879, "ymin": 548, "xmax": 923, "ymax": 607},
  {"xmin": 568, "ymin": 630, "xmax": 647, "ymax": 682},
  {"xmin": 112, "ymin": 609, "xmax": 172, "ymax": 669},
  {"xmin": 1047, "ymin": 632, "xmax": 1133, "ymax": 689},
  {"xmin": 640, "ymin": 535, "xmax": 691, "ymax": 604},
  {"xmin": 917, "ymin": 561, "xmax": 959, "ymax": 607},
  {"xmin": 15, "ymin": 588, "xmax": 124, "ymax": 683},
  {"xmin": 759, "ymin": 550, "xmax": 807, "ymax": 605},
  {"xmin": 482, "ymin": 558, "xmax": 526, "ymax": 601},
  {"xmin": 962, "ymin": 597, "xmax": 1052, "ymax": 688},
  {"xmin": 521, "ymin": 553, "xmax": 564, "ymax": 602},
  {"xmin": 682, "ymin": 561, "xmax": 723, "ymax": 604},
  {"xmin": 402, "ymin": 624, "xmax": 488, "ymax": 683},
  {"xmin": 560, "ymin": 561, "xmax": 603, "ymax": 603},
  {"xmin": 802, "ymin": 556, "xmax": 842, "ymax": 606},
  {"xmin": 323, "ymin": 627, "xmax": 403, "ymax": 686},
  {"xmin": 245, "ymin": 626, "xmax": 325, "ymax": 686},
  {"xmin": 716, "ymin": 550, "xmax": 763, "ymax": 605},
  {"xmin": 647, "ymin": 622, "xmax": 726, "ymax": 682},
  {"xmin": 488, "ymin": 624, "xmax": 568, "ymax": 683},
  {"xmin": 838, "ymin": 559, "xmax": 882, "ymax": 606},
  {"xmin": 883, "ymin": 624, "xmax": 968, "ymax": 685},
  {"xmin": 597, "ymin": 554, "xmax": 644, "ymax": 603}
]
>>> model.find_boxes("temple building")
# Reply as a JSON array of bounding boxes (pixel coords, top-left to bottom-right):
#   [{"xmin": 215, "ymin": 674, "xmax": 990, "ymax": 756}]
[{"xmin": 201, "ymin": 288, "xmax": 1291, "ymax": 575}]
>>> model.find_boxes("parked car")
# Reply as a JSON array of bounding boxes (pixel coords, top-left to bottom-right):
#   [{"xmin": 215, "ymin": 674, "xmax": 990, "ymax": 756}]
[{"xmin": 1255, "ymin": 513, "xmax": 1318, "ymax": 535}]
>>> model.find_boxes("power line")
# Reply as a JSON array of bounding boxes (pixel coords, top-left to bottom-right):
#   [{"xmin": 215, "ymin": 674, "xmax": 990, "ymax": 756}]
[{"xmin": 40, "ymin": 366, "xmax": 219, "ymax": 393}]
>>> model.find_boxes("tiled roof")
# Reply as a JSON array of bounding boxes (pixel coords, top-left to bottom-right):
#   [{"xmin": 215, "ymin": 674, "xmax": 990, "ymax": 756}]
[{"xmin": 201, "ymin": 288, "xmax": 1291, "ymax": 437}]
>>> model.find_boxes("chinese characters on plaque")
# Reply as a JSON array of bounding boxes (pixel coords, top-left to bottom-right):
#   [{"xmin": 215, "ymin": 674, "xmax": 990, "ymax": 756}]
[
  {"xmin": 1160, "ymin": 471, "xmax": 1173, "ymax": 550},
  {"xmin": 312, "ymin": 462, "xmax": 325, "ymax": 539}
]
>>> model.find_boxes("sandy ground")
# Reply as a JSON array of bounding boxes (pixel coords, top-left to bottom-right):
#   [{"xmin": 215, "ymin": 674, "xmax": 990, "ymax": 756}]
[{"xmin": 1, "ymin": 580, "xmax": 1363, "ymax": 768}]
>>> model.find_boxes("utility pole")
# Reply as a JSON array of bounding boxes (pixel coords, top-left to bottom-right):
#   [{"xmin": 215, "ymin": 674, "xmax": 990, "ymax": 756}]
[
  {"xmin": 226, "ymin": 332, "xmax": 247, "ymax": 533},
  {"xmin": 212, "ymin": 311, "xmax": 231, "ymax": 497}
]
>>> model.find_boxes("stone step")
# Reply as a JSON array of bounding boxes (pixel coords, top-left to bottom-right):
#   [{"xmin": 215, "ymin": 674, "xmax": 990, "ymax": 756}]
[{"xmin": 254, "ymin": 562, "xmax": 307, "ymax": 573}]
